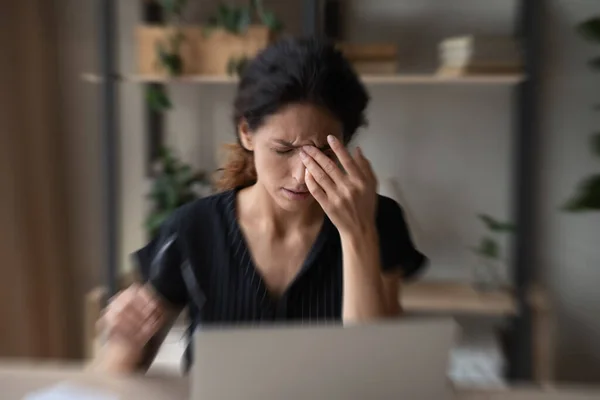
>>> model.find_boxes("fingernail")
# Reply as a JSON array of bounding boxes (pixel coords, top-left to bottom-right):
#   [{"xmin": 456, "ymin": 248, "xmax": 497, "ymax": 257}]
[
  {"xmin": 299, "ymin": 150, "xmax": 307, "ymax": 159},
  {"xmin": 357, "ymin": 146, "xmax": 363, "ymax": 155},
  {"xmin": 327, "ymin": 135, "xmax": 336, "ymax": 144}
]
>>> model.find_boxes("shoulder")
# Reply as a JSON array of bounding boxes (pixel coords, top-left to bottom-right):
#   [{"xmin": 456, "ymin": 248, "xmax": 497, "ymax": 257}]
[
  {"xmin": 166, "ymin": 189, "xmax": 235, "ymax": 233},
  {"xmin": 373, "ymin": 194, "xmax": 428, "ymax": 280},
  {"xmin": 374, "ymin": 193, "xmax": 410, "ymax": 243},
  {"xmin": 375, "ymin": 194, "xmax": 403, "ymax": 216},
  {"xmin": 133, "ymin": 189, "xmax": 235, "ymax": 281},
  {"xmin": 374, "ymin": 194, "xmax": 407, "ymax": 228}
]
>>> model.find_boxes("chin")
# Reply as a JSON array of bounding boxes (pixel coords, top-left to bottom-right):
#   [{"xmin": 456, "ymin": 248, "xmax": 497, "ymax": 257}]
[{"xmin": 273, "ymin": 187, "xmax": 314, "ymax": 211}]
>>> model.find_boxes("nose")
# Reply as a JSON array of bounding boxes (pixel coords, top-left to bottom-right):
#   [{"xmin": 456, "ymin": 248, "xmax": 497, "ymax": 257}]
[{"xmin": 291, "ymin": 153, "xmax": 306, "ymax": 185}]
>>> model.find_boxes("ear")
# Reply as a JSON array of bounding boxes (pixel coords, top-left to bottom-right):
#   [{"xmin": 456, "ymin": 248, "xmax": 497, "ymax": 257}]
[{"xmin": 238, "ymin": 120, "xmax": 254, "ymax": 151}]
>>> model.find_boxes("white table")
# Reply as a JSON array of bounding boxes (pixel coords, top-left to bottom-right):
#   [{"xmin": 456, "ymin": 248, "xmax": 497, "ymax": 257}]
[{"xmin": 1, "ymin": 361, "xmax": 597, "ymax": 400}]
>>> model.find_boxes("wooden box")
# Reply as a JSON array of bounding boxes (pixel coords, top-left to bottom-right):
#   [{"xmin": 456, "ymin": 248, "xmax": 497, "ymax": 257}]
[
  {"xmin": 136, "ymin": 25, "xmax": 203, "ymax": 76},
  {"xmin": 196, "ymin": 25, "xmax": 272, "ymax": 75}
]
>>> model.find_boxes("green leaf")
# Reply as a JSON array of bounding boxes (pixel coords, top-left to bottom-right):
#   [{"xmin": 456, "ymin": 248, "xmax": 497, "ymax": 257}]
[
  {"xmin": 145, "ymin": 146, "xmax": 211, "ymax": 236},
  {"xmin": 591, "ymin": 133, "xmax": 600, "ymax": 157},
  {"xmin": 226, "ymin": 56, "xmax": 249, "ymax": 76},
  {"xmin": 562, "ymin": 174, "xmax": 600, "ymax": 212},
  {"xmin": 145, "ymin": 209, "xmax": 172, "ymax": 238},
  {"xmin": 477, "ymin": 214, "xmax": 515, "ymax": 232},
  {"xmin": 237, "ymin": 6, "xmax": 252, "ymax": 34},
  {"xmin": 474, "ymin": 237, "xmax": 500, "ymax": 259},
  {"xmin": 158, "ymin": 0, "xmax": 187, "ymax": 19},
  {"xmin": 588, "ymin": 56, "xmax": 600, "ymax": 70},
  {"xmin": 158, "ymin": 0, "xmax": 174, "ymax": 14},
  {"xmin": 260, "ymin": 11, "xmax": 284, "ymax": 33},
  {"xmin": 577, "ymin": 17, "xmax": 600, "ymax": 42},
  {"xmin": 146, "ymin": 86, "xmax": 172, "ymax": 113},
  {"xmin": 207, "ymin": 0, "xmax": 282, "ymax": 34},
  {"xmin": 216, "ymin": 4, "xmax": 234, "ymax": 32},
  {"xmin": 250, "ymin": 0, "xmax": 263, "ymax": 14}
]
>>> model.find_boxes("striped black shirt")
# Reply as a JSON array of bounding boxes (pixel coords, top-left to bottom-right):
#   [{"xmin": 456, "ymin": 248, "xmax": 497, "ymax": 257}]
[{"xmin": 133, "ymin": 187, "xmax": 427, "ymax": 366}]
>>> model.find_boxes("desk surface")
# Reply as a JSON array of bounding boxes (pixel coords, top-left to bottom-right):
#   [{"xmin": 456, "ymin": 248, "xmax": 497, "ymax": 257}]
[{"xmin": 1, "ymin": 361, "xmax": 598, "ymax": 400}]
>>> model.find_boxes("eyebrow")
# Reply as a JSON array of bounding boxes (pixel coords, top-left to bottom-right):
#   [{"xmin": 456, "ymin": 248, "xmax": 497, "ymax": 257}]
[{"xmin": 273, "ymin": 139, "xmax": 331, "ymax": 151}]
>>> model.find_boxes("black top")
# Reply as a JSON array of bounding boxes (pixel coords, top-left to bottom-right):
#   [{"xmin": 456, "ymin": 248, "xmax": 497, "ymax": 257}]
[{"xmin": 133, "ymin": 187, "xmax": 427, "ymax": 367}]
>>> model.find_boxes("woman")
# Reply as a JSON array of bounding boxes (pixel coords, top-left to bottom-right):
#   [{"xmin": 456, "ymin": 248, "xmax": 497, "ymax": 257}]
[{"xmin": 95, "ymin": 37, "xmax": 427, "ymax": 373}]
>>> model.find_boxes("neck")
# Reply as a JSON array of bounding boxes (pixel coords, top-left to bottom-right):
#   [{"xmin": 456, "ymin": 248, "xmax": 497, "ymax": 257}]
[{"xmin": 240, "ymin": 184, "xmax": 323, "ymax": 235}]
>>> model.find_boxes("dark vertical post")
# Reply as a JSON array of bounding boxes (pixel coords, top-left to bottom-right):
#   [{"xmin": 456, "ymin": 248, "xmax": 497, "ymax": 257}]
[
  {"xmin": 98, "ymin": 0, "xmax": 119, "ymax": 299},
  {"xmin": 144, "ymin": 1, "xmax": 165, "ymax": 176},
  {"xmin": 508, "ymin": 0, "xmax": 542, "ymax": 382},
  {"xmin": 324, "ymin": 0, "xmax": 343, "ymax": 40},
  {"xmin": 303, "ymin": 0, "xmax": 320, "ymax": 37}
]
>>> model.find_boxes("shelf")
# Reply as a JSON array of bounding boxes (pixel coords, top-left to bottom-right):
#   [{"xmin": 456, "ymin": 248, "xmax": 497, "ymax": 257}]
[
  {"xmin": 400, "ymin": 281, "xmax": 548, "ymax": 316},
  {"xmin": 81, "ymin": 72, "xmax": 525, "ymax": 86}
]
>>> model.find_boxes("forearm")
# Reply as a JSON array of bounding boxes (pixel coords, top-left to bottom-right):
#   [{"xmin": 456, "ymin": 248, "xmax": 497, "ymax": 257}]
[
  {"xmin": 88, "ymin": 339, "xmax": 145, "ymax": 373},
  {"xmin": 89, "ymin": 303, "xmax": 180, "ymax": 374},
  {"xmin": 341, "ymin": 224, "xmax": 391, "ymax": 323}
]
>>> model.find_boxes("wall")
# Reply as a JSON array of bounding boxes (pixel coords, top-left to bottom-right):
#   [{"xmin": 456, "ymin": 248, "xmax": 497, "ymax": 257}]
[
  {"xmin": 56, "ymin": 0, "xmax": 600, "ymax": 380},
  {"xmin": 56, "ymin": 0, "xmax": 104, "ymax": 356},
  {"xmin": 539, "ymin": 0, "xmax": 600, "ymax": 382}
]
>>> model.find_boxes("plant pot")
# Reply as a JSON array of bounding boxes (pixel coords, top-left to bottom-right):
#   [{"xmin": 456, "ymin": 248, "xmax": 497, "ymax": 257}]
[
  {"xmin": 195, "ymin": 25, "xmax": 273, "ymax": 75},
  {"xmin": 136, "ymin": 25, "xmax": 203, "ymax": 76}
]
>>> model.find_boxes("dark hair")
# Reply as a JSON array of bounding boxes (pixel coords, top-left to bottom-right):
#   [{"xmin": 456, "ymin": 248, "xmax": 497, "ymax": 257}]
[{"xmin": 215, "ymin": 36, "xmax": 370, "ymax": 191}]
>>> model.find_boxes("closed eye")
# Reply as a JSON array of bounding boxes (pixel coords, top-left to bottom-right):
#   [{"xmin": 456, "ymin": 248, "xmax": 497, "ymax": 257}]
[{"xmin": 274, "ymin": 148, "xmax": 293, "ymax": 155}]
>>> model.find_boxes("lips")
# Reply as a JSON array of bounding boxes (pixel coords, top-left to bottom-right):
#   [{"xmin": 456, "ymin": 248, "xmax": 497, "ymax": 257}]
[
  {"xmin": 282, "ymin": 187, "xmax": 311, "ymax": 200},
  {"xmin": 286, "ymin": 189, "xmax": 309, "ymax": 195}
]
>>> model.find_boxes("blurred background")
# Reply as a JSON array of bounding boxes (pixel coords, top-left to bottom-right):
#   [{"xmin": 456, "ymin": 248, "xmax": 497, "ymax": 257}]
[{"xmin": 1, "ymin": 0, "xmax": 599, "ymax": 388}]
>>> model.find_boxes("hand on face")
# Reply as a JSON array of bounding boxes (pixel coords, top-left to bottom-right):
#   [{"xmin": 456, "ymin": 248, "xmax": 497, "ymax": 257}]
[{"xmin": 299, "ymin": 135, "xmax": 378, "ymax": 236}]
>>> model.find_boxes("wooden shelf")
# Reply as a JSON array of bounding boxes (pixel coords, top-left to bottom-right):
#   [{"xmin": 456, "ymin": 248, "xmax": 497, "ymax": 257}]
[
  {"xmin": 400, "ymin": 281, "xmax": 548, "ymax": 316},
  {"xmin": 81, "ymin": 72, "xmax": 525, "ymax": 85}
]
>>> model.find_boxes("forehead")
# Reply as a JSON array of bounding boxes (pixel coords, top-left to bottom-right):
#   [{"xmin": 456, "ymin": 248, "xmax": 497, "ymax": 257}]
[{"xmin": 257, "ymin": 103, "xmax": 342, "ymax": 146}]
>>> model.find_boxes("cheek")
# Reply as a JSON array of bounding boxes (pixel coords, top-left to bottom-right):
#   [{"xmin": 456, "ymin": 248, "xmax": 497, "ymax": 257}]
[{"xmin": 254, "ymin": 150, "xmax": 292, "ymax": 180}]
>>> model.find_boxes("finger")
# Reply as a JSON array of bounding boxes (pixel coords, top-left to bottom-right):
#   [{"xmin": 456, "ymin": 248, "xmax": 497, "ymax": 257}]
[
  {"xmin": 301, "ymin": 145, "xmax": 345, "ymax": 184},
  {"xmin": 327, "ymin": 135, "xmax": 363, "ymax": 179},
  {"xmin": 120, "ymin": 310, "xmax": 156, "ymax": 344},
  {"xmin": 96, "ymin": 314, "xmax": 106, "ymax": 335},
  {"xmin": 138, "ymin": 285, "xmax": 160, "ymax": 320},
  {"xmin": 354, "ymin": 147, "xmax": 377, "ymax": 184},
  {"xmin": 299, "ymin": 149, "xmax": 336, "ymax": 194},
  {"xmin": 107, "ymin": 305, "xmax": 144, "ymax": 341},
  {"xmin": 305, "ymin": 169, "xmax": 328, "ymax": 206},
  {"xmin": 110, "ymin": 294, "xmax": 149, "ymax": 337}
]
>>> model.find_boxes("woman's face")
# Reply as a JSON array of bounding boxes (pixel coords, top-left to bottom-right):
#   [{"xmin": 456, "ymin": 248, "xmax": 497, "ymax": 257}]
[{"xmin": 239, "ymin": 103, "xmax": 344, "ymax": 212}]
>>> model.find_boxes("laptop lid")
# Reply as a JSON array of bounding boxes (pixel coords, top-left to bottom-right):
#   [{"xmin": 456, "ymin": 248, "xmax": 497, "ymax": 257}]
[{"xmin": 191, "ymin": 317, "xmax": 458, "ymax": 400}]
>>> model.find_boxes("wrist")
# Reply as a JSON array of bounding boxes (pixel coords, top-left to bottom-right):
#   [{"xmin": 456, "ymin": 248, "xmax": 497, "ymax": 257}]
[
  {"xmin": 340, "ymin": 222, "xmax": 378, "ymax": 246},
  {"xmin": 340, "ymin": 223, "xmax": 380, "ymax": 274}
]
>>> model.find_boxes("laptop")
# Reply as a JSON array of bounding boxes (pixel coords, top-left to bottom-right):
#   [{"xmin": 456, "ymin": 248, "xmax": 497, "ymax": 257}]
[{"xmin": 191, "ymin": 317, "xmax": 459, "ymax": 400}]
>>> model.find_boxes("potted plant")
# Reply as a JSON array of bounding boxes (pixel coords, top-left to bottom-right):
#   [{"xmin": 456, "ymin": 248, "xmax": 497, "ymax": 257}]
[
  {"xmin": 196, "ymin": 0, "xmax": 283, "ymax": 76},
  {"xmin": 136, "ymin": 0, "xmax": 283, "ymax": 77},
  {"xmin": 563, "ymin": 16, "xmax": 600, "ymax": 213},
  {"xmin": 145, "ymin": 147, "xmax": 212, "ymax": 238},
  {"xmin": 470, "ymin": 214, "xmax": 515, "ymax": 291},
  {"xmin": 136, "ymin": 0, "xmax": 202, "ymax": 77}
]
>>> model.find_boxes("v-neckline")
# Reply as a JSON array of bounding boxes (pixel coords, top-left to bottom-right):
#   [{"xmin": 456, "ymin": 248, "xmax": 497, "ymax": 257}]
[{"xmin": 227, "ymin": 187, "xmax": 332, "ymax": 304}]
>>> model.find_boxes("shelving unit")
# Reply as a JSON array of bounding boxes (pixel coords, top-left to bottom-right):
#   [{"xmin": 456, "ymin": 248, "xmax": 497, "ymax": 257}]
[
  {"xmin": 93, "ymin": 0, "xmax": 543, "ymax": 384},
  {"xmin": 401, "ymin": 282, "xmax": 548, "ymax": 316},
  {"xmin": 82, "ymin": 72, "xmax": 525, "ymax": 85}
]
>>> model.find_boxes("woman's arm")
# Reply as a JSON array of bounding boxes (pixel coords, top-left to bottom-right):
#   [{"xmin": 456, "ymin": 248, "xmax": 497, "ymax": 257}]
[
  {"xmin": 300, "ymin": 136, "xmax": 403, "ymax": 323},
  {"xmin": 89, "ymin": 284, "xmax": 182, "ymax": 373},
  {"xmin": 340, "ymin": 226, "xmax": 402, "ymax": 323}
]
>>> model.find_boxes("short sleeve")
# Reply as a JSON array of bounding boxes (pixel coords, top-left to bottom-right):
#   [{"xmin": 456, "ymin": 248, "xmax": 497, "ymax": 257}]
[
  {"xmin": 132, "ymin": 212, "xmax": 189, "ymax": 307},
  {"xmin": 375, "ymin": 195, "xmax": 428, "ymax": 280}
]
